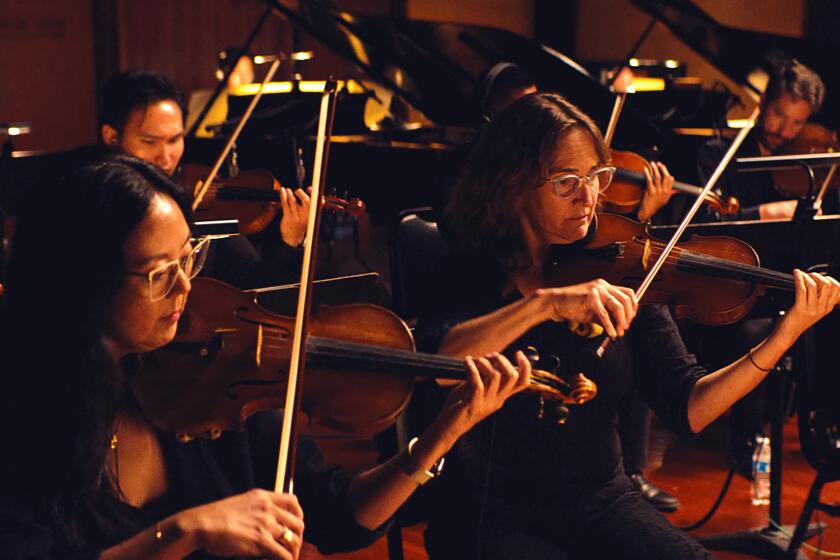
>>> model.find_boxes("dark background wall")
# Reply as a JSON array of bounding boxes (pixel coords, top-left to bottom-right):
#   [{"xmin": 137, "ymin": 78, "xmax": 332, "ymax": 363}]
[{"xmin": 1, "ymin": 0, "xmax": 811, "ymax": 152}]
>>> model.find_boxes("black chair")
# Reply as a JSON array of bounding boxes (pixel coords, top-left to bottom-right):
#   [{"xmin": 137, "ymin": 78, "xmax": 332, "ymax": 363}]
[
  {"xmin": 388, "ymin": 207, "xmax": 450, "ymax": 321},
  {"xmin": 382, "ymin": 207, "xmax": 450, "ymax": 560}
]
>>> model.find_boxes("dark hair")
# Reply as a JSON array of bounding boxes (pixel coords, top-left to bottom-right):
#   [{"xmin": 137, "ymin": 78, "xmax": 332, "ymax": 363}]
[
  {"xmin": 100, "ymin": 71, "xmax": 187, "ymax": 134},
  {"xmin": 447, "ymin": 92, "xmax": 608, "ymax": 273},
  {"xmin": 765, "ymin": 59, "xmax": 825, "ymax": 113},
  {"xmin": 478, "ymin": 62, "xmax": 536, "ymax": 123},
  {"xmin": 0, "ymin": 155, "xmax": 190, "ymax": 524}
]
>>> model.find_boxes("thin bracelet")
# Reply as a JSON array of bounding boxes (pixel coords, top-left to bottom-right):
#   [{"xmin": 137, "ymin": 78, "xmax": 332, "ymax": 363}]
[{"xmin": 747, "ymin": 350, "xmax": 773, "ymax": 372}]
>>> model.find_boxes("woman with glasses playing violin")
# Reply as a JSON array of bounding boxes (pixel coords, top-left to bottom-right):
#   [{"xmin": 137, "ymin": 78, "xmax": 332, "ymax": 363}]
[
  {"xmin": 0, "ymin": 154, "xmax": 531, "ymax": 559},
  {"xmin": 417, "ymin": 92, "xmax": 840, "ymax": 560}
]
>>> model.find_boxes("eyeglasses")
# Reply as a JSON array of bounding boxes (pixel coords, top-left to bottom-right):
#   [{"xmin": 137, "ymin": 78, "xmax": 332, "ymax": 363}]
[
  {"xmin": 545, "ymin": 166, "xmax": 616, "ymax": 199},
  {"xmin": 127, "ymin": 237, "xmax": 211, "ymax": 301}
]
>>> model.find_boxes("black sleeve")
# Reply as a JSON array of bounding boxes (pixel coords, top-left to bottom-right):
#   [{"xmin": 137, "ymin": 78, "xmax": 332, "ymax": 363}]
[
  {"xmin": 631, "ymin": 305, "xmax": 707, "ymax": 438},
  {"xmin": 247, "ymin": 411, "xmax": 391, "ymax": 554},
  {"xmin": 294, "ymin": 437, "xmax": 392, "ymax": 553},
  {"xmin": 414, "ymin": 254, "xmax": 504, "ymax": 353}
]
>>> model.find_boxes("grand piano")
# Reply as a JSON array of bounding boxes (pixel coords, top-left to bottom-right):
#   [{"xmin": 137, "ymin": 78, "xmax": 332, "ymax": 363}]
[
  {"xmin": 187, "ymin": 0, "xmax": 670, "ymax": 221},
  {"xmin": 193, "ymin": 0, "xmax": 840, "ymax": 227}
]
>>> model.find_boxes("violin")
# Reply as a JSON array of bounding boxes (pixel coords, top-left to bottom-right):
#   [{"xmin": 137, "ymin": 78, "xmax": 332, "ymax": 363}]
[
  {"xmin": 602, "ymin": 150, "xmax": 740, "ymax": 216},
  {"xmin": 772, "ymin": 122, "xmax": 840, "ymax": 199},
  {"xmin": 548, "ymin": 213, "xmax": 802, "ymax": 326},
  {"xmin": 177, "ymin": 163, "xmax": 365, "ymax": 235},
  {"xmin": 132, "ymin": 278, "xmax": 596, "ymax": 441}
]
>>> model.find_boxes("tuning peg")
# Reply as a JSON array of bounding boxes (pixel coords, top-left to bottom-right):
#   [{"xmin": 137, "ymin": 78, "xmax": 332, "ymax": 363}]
[
  {"xmin": 523, "ymin": 345, "xmax": 540, "ymax": 365},
  {"xmin": 554, "ymin": 405, "xmax": 570, "ymax": 424}
]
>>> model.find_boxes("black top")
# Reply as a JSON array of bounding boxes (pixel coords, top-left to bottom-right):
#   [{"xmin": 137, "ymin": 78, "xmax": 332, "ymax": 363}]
[
  {"xmin": 416, "ymin": 254, "xmax": 706, "ymax": 505},
  {"xmin": 0, "ymin": 411, "xmax": 386, "ymax": 559}
]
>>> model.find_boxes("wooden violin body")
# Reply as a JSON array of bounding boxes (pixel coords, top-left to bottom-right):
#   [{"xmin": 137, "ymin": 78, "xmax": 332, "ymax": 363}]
[
  {"xmin": 135, "ymin": 278, "xmax": 415, "ymax": 439},
  {"xmin": 549, "ymin": 213, "xmax": 795, "ymax": 325},
  {"xmin": 134, "ymin": 278, "xmax": 590, "ymax": 441}
]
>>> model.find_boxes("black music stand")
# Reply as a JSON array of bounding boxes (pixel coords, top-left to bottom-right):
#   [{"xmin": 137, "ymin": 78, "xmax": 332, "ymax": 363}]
[{"xmin": 697, "ymin": 151, "xmax": 840, "ymax": 559}]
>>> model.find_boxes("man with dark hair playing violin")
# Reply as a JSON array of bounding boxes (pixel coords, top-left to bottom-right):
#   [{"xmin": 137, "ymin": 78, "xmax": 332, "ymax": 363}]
[
  {"xmin": 698, "ymin": 58, "xmax": 832, "ymax": 221},
  {"xmin": 98, "ymin": 70, "xmax": 310, "ymax": 288}
]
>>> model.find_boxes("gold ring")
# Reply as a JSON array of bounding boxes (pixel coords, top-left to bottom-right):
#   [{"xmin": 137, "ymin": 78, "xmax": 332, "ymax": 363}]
[{"xmin": 281, "ymin": 527, "xmax": 295, "ymax": 545}]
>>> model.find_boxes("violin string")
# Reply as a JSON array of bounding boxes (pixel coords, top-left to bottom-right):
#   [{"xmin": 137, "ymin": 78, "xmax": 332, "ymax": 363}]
[
  {"xmin": 675, "ymin": 253, "xmax": 794, "ymax": 288},
  {"xmin": 307, "ymin": 337, "xmax": 466, "ymax": 375},
  {"xmin": 669, "ymin": 252, "xmax": 793, "ymax": 288},
  {"xmin": 653, "ymin": 251, "xmax": 794, "ymax": 289},
  {"xmin": 306, "ymin": 338, "xmax": 562, "ymax": 394},
  {"xmin": 638, "ymin": 240, "xmax": 795, "ymax": 289},
  {"xmin": 617, "ymin": 168, "xmax": 704, "ymax": 197},
  {"xmin": 197, "ymin": 332, "xmax": 562, "ymax": 395}
]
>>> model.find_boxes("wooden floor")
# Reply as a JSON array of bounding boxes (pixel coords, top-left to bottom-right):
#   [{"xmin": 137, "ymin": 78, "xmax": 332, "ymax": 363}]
[{"xmin": 301, "ymin": 415, "xmax": 840, "ymax": 560}]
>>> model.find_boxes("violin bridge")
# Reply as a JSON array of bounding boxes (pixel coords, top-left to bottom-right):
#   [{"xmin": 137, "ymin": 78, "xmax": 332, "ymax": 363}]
[
  {"xmin": 256, "ymin": 324, "xmax": 263, "ymax": 367},
  {"xmin": 642, "ymin": 238, "xmax": 651, "ymax": 271}
]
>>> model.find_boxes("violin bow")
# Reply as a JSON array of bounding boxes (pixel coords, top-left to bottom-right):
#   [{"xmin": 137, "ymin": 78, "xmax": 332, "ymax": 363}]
[
  {"xmin": 274, "ymin": 80, "xmax": 339, "ymax": 493},
  {"xmin": 596, "ymin": 106, "xmax": 761, "ymax": 357},
  {"xmin": 191, "ymin": 52, "xmax": 285, "ymax": 212},
  {"xmin": 603, "ymin": 92, "xmax": 627, "ymax": 148}
]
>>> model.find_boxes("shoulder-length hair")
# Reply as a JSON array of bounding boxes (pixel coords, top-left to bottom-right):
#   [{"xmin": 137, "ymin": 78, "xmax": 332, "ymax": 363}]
[
  {"xmin": 0, "ymin": 154, "xmax": 190, "ymax": 511},
  {"xmin": 446, "ymin": 92, "xmax": 609, "ymax": 273}
]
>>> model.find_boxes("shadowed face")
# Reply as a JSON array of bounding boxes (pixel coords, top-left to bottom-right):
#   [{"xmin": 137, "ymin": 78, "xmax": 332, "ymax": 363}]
[
  {"xmin": 105, "ymin": 193, "xmax": 192, "ymax": 356},
  {"xmin": 102, "ymin": 100, "xmax": 185, "ymax": 176},
  {"xmin": 758, "ymin": 91, "xmax": 813, "ymax": 153}
]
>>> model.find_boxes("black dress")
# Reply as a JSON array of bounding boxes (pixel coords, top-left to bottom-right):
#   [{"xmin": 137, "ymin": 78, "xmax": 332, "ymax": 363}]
[
  {"xmin": 0, "ymin": 411, "xmax": 387, "ymax": 559},
  {"xmin": 417, "ymin": 255, "xmax": 714, "ymax": 560}
]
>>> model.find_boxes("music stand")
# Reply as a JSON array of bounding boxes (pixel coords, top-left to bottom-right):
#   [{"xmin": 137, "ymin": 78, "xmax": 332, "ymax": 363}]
[
  {"xmin": 249, "ymin": 271, "xmax": 383, "ymax": 315},
  {"xmin": 696, "ymin": 151, "xmax": 840, "ymax": 559}
]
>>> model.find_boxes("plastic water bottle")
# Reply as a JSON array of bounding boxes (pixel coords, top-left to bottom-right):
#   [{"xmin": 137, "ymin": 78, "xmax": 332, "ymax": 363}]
[{"xmin": 751, "ymin": 435, "xmax": 771, "ymax": 506}]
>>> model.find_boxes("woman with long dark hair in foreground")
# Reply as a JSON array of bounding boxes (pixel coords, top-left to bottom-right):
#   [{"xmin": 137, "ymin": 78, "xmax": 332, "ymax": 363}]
[{"xmin": 0, "ymin": 154, "xmax": 531, "ymax": 559}]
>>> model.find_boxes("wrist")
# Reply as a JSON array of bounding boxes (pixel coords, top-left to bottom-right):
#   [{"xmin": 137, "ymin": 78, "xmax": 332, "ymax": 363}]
[
  {"xmin": 530, "ymin": 290, "xmax": 557, "ymax": 324},
  {"xmin": 282, "ymin": 235, "xmax": 304, "ymax": 248},
  {"xmin": 171, "ymin": 510, "xmax": 202, "ymax": 554},
  {"xmin": 773, "ymin": 315, "xmax": 802, "ymax": 347},
  {"xmin": 423, "ymin": 416, "xmax": 461, "ymax": 454},
  {"xmin": 398, "ymin": 436, "xmax": 446, "ymax": 485}
]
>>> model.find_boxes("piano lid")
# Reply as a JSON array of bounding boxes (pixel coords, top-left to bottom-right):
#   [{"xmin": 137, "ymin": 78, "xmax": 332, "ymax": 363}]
[
  {"xmin": 265, "ymin": 0, "xmax": 661, "ymax": 147},
  {"xmin": 632, "ymin": 0, "xmax": 840, "ymax": 127}
]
